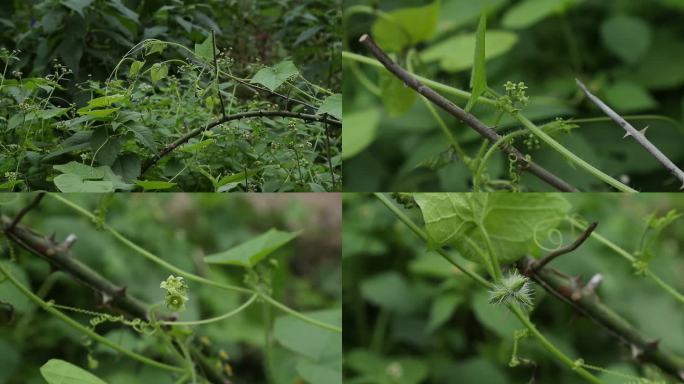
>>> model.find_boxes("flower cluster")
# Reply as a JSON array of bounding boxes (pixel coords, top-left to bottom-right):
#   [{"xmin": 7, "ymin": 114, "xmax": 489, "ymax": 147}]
[{"xmin": 160, "ymin": 275, "xmax": 189, "ymax": 312}]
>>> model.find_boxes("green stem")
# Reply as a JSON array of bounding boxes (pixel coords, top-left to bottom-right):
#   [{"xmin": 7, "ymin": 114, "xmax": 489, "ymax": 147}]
[
  {"xmin": 374, "ymin": 193, "xmax": 491, "ymax": 289},
  {"xmin": 161, "ymin": 294, "xmax": 257, "ymax": 326},
  {"xmin": 49, "ymin": 194, "xmax": 252, "ymax": 294},
  {"xmin": 568, "ymin": 217, "xmax": 684, "ymax": 305},
  {"xmin": 257, "ymin": 292, "xmax": 341, "ymax": 333},
  {"xmin": 343, "ymin": 51, "xmax": 486, "ymax": 104},
  {"xmin": 262, "ymin": 301, "xmax": 275, "ymax": 384},
  {"xmin": 345, "ymin": 52, "xmax": 636, "ymax": 192},
  {"xmin": 508, "ymin": 305, "xmax": 603, "ymax": 384},
  {"xmin": 407, "ymin": 50, "xmax": 469, "ymax": 162},
  {"xmin": 515, "ymin": 114, "xmax": 636, "ymax": 192},
  {"xmin": 0, "ymin": 262, "xmax": 184, "ymax": 373},
  {"xmin": 51, "ymin": 194, "xmax": 342, "ymax": 333}
]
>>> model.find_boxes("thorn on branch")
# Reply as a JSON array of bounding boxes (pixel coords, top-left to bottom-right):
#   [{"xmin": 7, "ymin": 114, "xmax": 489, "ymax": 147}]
[
  {"xmin": 60, "ymin": 234, "xmax": 78, "ymax": 251},
  {"xmin": 577, "ymin": 78, "xmax": 684, "ymax": 188}
]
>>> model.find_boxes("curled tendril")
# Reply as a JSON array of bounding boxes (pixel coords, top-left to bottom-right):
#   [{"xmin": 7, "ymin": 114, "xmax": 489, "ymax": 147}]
[{"xmin": 532, "ymin": 220, "xmax": 565, "ymax": 252}]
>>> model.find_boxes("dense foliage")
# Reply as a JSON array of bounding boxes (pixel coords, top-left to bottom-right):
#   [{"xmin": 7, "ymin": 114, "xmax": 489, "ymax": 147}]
[
  {"xmin": 0, "ymin": 193, "xmax": 342, "ymax": 383},
  {"xmin": 343, "ymin": 193, "xmax": 684, "ymax": 383},
  {"xmin": 343, "ymin": 0, "xmax": 684, "ymax": 192},
  {"xmin": 0, "ymin": 0, "xmax": 342, "ymax": 192}
]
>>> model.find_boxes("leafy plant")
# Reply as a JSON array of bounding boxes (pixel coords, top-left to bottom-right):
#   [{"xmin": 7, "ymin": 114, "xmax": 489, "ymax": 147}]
[
  {"xmin": 0, "ymin": 1, "xmax": 342, "ymax": 192},
  {"xmin": 342, "ymin": 0, "xmax": 684, "ymax": 192},
  {"xmin": 343, "ymin": 193, "xmax": 684, "ymax": 383},
  {"xmin": 0, "ymin": 193, "xmax": 342, "ymax": 383}
]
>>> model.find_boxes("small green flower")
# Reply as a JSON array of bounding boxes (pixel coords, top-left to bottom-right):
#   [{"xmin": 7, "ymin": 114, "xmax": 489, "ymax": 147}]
[{"xmin": 160, "ymin": 275, "xmax": 189, "ymax": 312}]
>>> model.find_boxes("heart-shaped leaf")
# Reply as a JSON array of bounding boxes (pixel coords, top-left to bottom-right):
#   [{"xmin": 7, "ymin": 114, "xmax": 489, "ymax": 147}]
[{"xmin": 414, "ymin": 193, "xmax": 570, "ymax": 263}]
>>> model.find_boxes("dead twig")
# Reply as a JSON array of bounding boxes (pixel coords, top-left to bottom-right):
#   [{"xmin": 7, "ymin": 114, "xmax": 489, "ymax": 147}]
[{"xmin": 528, "ymin": 221, "xmax": 598, "ymax": 272}]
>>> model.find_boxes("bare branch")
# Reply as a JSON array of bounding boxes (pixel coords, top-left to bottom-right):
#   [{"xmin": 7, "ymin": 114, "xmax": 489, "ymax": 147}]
[
  {"xmin": 576, "ymin": 79, "xmax": 684, "ymax": 189},
  {"xmin": 142, "ymin": 110, "xmax": 341, "ymax": 174},
  {"xmin": 8, "ymin": 192, "xmax": 45, "ymax": 231},
  {"xmin": 529, "ymin": 221, "xmax": 598, "ymax": 272},
  {"xmin": 358, "ymin": 34, "xmax": 577, "ymax": 192}
]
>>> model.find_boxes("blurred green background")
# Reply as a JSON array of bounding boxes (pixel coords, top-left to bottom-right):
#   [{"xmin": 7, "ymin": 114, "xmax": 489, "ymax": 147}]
[
  {"xmin": 0, "ymin": 193, "xmax": 341, "ymax": 383},
  {"xmin": 343, "ymin": 193, "xmax": 684, "ymax": 383},
  {"xmin": 343, "ymin": 0, "xmax": 684, "ymax": 192}
]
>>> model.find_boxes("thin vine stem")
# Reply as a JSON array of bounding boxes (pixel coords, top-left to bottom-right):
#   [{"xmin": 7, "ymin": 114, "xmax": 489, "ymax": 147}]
[
  {"xmin": 406, "ymin": 50, "xmax": 469, "ymax": 162},
  {"xmin": 160, "ymin": 294, "xmax": 258, "ymax": 326},
  {"xmin": 0, "ymin": 262, "xmax": 185, "ymax": 374},
  {"xmin": 568, "ymin": 217, "xmax": 684, "ymax": 305},
  {"xmin": 257, "ymin": 292, "xmax": 341, "ymax": 333},
  {"xmin": 374, "ymin": 193, "xmax": 491, "ymax": 289},
  {"xmin": 508, "ymin": 305, "xmax": 603, "ymax": 384},
  {"xmin": 49, "ymin": 194, "xmax": 341, "ymax": 333}
]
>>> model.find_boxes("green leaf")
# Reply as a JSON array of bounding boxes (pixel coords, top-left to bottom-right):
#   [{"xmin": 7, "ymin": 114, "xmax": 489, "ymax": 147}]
[
  {"xmin": 465, "ymin": 12, "xmax": 487, "ymax": 112},
  {"xmin": 145, "ymin": 41, "xmax": 166, "ymax": 56},
  {"xmin": 273, "ymin": 309, "xmax": 342, "ymax": 359},
  {"xmin": 54, "ymin": 174, "xmax": 114, "ymax": 192},
  {"xmin": 40, "ymin": 359, "xmax": 107, "ymax": 384},
  {"xmin": 78, "ymin": 108, "xmax": 120, "ymax": 118},
  {"xmin": 342, "ymin": 108, "xmax": 380, "ymax": 159},
  {"xmin": 317, "ymin": 93, "xmax": 342, "ymax": 120},
  {"xmin": 61, "ymin": 0, "xmax": 95, "ymax": 17},
  {"xmin": 134, "ymin": 180, "xmax": 176, "ymax": 191},
  {"xmin": 379, "ymin": 70, "xmax": 416, "ymax": 117},
  {"xmin": 150, "ymin": 63, "xmax": 168, "ymax": 85},
  {"xmin": 90, "ymin": 128, "xmax": 123, "ymax": 166},
  {"xmin": 420, "ymin": 31, "xmax": 518, "ymax": 72},
  {"xmin": 426, "ymin": 293, "xmax": 462, "ymax": 333},
  {"xmin": 414, "ymin": 193, "xmax": 570, "ymax": 263},
  {"xmin": 37, "ymin": 107, "xmax": 71, "ymax": 119},
  {"xmin": 371, "ymin": 0, "xmax": 441, "ymax": 52},
  {"xmin": 128, "ymin": 60, "xmax": 145, "ymax": 78},
  {"xmin": 603, "ymin": 81, "xmax": 657, "ymax": 113},
  {"xmin": 296, "ymin": 360, "xmax": 341, "ymax": 384},
  {"xmin": 601, "ymin": 15, "xmax": 652, "ymax": 64},
  {"xmin": 250, "ymin": 61, "xmax": 300, "ymax": 91},
  {"xmin": 81, "ymin": 94, "xmax": 125, "ymax": 110},
  {"xmin": 360, "ymin": 272, "xmax": 421, "ymax": 314},
  {"xmin": 194, "ymin": 35, "xmax": 213, "ymax": 62},
  {"xmin": 180, "ymin": 139, "xmax": 214, "ymax": 153},
  {"xmin": 53, "ymin": 161, "xmax": 104, "ymax": 179},
  {"xmin": 501, "ymin": 0, "xmax": 569, "ymax": 29},
  {"xmin": 204, "ymin": 228, "xmax": 301, "ymax": 268},
  {"xmin": 127, "ymin": 123, "xmax": 157, "ymax": 152}
]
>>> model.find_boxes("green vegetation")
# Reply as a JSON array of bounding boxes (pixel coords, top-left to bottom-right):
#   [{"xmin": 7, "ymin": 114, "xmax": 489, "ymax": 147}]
[
  {"xmin": 343, "ymin": 193, "xmax": 684, "ymax": 383},
  {"xmin": 1, "ymin": 193, "xmax": 341, "ymax": 383},
  {"xmin": 0, "ymin": 0, "xmax": 342, "ymax": 192},
  {"xmin": 343, "ymin": 0, "xmax": 684, "ymax": 192}
]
